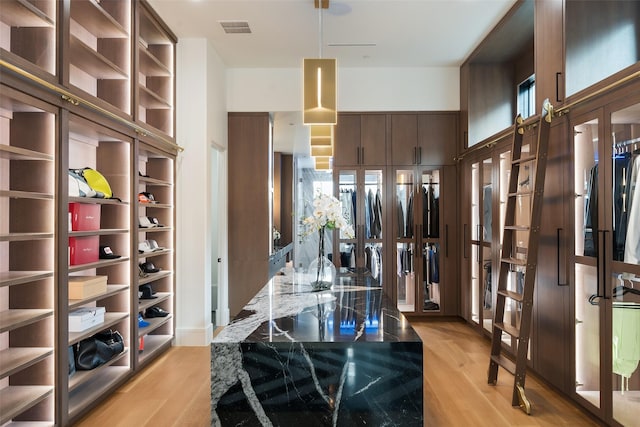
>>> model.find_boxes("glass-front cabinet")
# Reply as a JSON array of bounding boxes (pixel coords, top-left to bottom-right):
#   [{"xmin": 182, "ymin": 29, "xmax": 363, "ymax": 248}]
[
  {"xmin": 393, "ymin": 166, "xmax": 450, "ymax": 315},
  {"xmin": 334, "ymin": 168, "xmax": 384, "ymax": 287},
  {"xmin": 572, "ymin": 96, "xmax": 640, "ymax": 427},
  {"xmin": 469, "ymin": 156, "xmax": 494, "ymax": 331}
]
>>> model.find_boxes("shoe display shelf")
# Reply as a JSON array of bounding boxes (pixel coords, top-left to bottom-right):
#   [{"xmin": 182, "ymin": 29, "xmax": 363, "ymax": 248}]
[
  {"xmin": 136, "ymin": 142, "xmax": 175, "ymax": 367},
  {"xmin": 65, "ymin": 114, "xmax": 133, "ymax": 421}
]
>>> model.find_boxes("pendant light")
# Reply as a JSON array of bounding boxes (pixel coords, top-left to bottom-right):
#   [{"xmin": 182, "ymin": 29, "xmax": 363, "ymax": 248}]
[{"xmin": 303, "ymin": 0, "xmax": 337, "ymax": 126}]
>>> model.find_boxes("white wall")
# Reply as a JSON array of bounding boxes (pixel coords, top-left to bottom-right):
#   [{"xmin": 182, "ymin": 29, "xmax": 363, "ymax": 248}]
[
  {"xmin": 175, "ymin": 38, "xmax": 227, "ymax": 345},
  {"xmin": 227, "ymin": 67, "xmax": 460, "ymax": 112}
]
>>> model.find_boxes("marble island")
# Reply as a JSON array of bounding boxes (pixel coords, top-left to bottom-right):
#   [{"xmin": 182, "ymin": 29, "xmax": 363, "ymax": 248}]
[{"xmin": 211, "ymin": 269, "xmax": 423, "ymax": 426}]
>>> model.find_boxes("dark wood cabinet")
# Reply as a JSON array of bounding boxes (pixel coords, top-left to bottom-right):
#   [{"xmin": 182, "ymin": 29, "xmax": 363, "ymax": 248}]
[
  {"xmin": 418, "ymin": 113, "xmax": 458, "ymax": 166},
  {"xmin": 391, "ymin": 113, "xmax": 458, "ymax": 166},
  {"xmin": 360, "ymin": 114, "xmax": 387, "ymax": 166},
  {"xmin": 228, "ymin": 112, "xmax": 271, "ymax": 317},
  {"xmin": 333, "ymin": 113, "xmax": 360, "ymax": 166},
  {"xmin": 390, "ymin": 113, "xmax": 418, "ymax": 165},
  {"xmin": 333, "ymin": 113, "xmax": 386, "ymax": 167}
]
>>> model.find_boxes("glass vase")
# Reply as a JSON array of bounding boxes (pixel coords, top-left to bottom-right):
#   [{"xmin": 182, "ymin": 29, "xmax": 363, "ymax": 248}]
[
  {"xmin": 309, "ymin": 254, "xmax": 336, "ymax": 291},
  {"xmin": 308, "ymin": 226, "xmax": 336, "ymax": 291}
]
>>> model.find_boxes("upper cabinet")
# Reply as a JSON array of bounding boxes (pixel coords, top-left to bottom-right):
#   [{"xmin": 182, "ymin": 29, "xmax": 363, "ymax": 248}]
[
  {"xmin": 334, "ymin": 113, "xmax": 387, "ymax": 167},
  {"xmin": 564, "ymin": 1, "xmax": 640, "ymax": 98},
  {"xmin": 136, "ymin": 1, "xmax": 176, "ymax": 138},
  {"xmin": 68, "ymin": 0, "xmax": 132, "ymax": 114},
  {"xmin": 461, "ymin": 0, "xmax": 640, "ymax": 152},
  {"xmin": 0, "ymin": 0, "xmax": 57, "ymax": 78},
  {"xmin": 461, "ymin": 0, "xmax": 534, "ymax": 148},
  {"xmin": 390, "ymin": 113, "xmax": 458, "ymax": 166}
]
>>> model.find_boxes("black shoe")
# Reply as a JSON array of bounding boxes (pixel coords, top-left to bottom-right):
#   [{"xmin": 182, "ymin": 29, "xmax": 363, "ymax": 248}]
[{"xmin": 145, "ymin": 306, "xmax": 170, "ymax": 318}]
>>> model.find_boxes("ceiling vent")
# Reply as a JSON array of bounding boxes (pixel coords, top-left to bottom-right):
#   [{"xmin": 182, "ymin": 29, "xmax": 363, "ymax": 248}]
[{"xmin": 219, "ymin": 21, "xmax": 251, "ymax": 34}]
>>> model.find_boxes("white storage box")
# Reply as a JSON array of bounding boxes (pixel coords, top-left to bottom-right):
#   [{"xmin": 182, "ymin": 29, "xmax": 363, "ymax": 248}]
[{"xmin": 69, "ymin": 307, "xmax": 106, "ymax": 332}]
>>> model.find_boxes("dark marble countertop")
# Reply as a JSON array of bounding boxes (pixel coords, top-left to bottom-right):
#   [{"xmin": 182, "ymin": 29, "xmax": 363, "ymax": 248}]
[{"xmin": 213, "ymin": 268, "xmax": 421, "ymax": 344}]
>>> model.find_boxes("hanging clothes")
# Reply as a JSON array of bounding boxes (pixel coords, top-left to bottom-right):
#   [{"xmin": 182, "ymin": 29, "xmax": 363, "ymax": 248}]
[
  {"xmin": 365, "ymin": 189, "xmax": 372, "ymax": 238},
  {"xmin": 483, "ymin": 261, "xmax": 492, "ymax": 309},
  {"xmin": 584, "ymin": 163, "xmax": 599, "ymax": 257},
  {"xmin": 340, "ymin": 189, "xmax": 355, "ymax": 228},
  {"xmin": 624, "ymin": 154, "xmax": 640, "ymax": 264},
  {"xmin": 422, "ymin": 187, "xmax": 429, "ymax": 238},
  {"xmin": 612, "ymin": 303, "xmax": 640, "ymax": 384},
  {"xmin": 372, "ymin": 188, "xmax": 382, "ymax": 238},
  {"xmin": 406, "ymin": 192, "xmax": 414, "ymax": 238},
  {"xmin": 613, "ymin": 153, "xmax": 633, "ymax": 260},
  {"xmin": 483, "ymin": 184, "xmax": 492, "ymax": 241},
  {"xmin": 397, "ymin": 199, "xmax": 405, "ymax": 238}
]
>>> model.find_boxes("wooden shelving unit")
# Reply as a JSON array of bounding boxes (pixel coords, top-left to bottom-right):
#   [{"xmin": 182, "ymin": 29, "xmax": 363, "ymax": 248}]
[
  {"xmin": 0, "ymin": 1, "xmax": 177, "ymax": 424},
  {"xmin": 0, "ymin": 85, "xmax": 56, "ymax": 425},
  {"xmin": 136, "ymin": 144, "xmax": 175, "ymax": 369}
]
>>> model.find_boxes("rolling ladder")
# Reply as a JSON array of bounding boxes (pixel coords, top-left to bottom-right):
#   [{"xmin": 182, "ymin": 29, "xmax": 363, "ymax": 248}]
[{"xmin": 487, "ymin": 99, "xmax": 553, "ymax": 414}]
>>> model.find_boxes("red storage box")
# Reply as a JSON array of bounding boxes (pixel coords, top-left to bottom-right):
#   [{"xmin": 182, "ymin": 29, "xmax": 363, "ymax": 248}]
[
  {"xmin": 69, "ymin": 203, "xmax": 101, "ymax": 231},
  {"xmin": 69, "ymin": 236, "xmax": 99, "ymax": 265}
]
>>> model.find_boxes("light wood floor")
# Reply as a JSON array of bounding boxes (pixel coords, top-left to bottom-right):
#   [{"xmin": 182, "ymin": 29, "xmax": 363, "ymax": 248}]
[{"xmin": 73, "ymin": 319, "xmax": 602, "ymax": 427}]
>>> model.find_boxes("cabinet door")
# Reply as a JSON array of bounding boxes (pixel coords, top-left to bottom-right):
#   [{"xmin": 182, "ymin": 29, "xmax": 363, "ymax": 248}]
[
  {"xmin": 533, "ymin": 118, "xmax": 570, "ymax": 391},
  {"xmin": 360, "ymin": 114, "xmax": 387, "ymax": 166},
  {"xmin": 335, "ymin": 168, "xmax": 384, "ymax": 285},
  {"xmin": 393, "ymin": 168, "xmax": 417, "ymax": 312},
  {"xmin": 390, "ymin": 114, "xmax": 417, "ymax": 166},
  {"xmin": 333, "ymin": 114, "xmax": 360, "ymax": 167},
  {"xmin": 418, "ymin": 113, "xmax": 458, "ymax": 165},
  {"xmin": 572, "ymin": 96, "xmax": 640, "ymax": 427}
]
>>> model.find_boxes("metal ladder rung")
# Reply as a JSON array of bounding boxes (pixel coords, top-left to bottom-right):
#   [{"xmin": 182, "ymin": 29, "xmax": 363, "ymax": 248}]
[
  {"xmin": 501, "ymin": 257, "xmax": 527, "ymax": 266},
  {"xmin": 512, "ymin": 154, "xmax": 537, "ymax": 165},
  {"xmin": 490, "ymin": 354, "xmax": 516, "ymax": 376},
  {"xmin": 497, "ymin": 289, "xmax": 524, "ymax": 302},
  {"xmin": 508, "ymin": 190, "xmax": 533, "ymax": 198},
  {"xmin": 494, "ymin": 322, "xmax": 520, "ymax": 338},
  {"xmin": 504, "ymin": 225, "xmax": 529, "ymax": 231}
]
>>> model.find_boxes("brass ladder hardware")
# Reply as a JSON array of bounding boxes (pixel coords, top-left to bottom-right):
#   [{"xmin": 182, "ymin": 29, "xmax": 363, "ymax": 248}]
[{"xmin": 487, "ymin": 99, "xmax": 553, "ymax": 415}]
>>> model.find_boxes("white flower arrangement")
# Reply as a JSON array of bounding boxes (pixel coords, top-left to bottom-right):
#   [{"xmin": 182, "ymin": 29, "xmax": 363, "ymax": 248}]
[
  {"xmin": 273, "ymin": 227, "xmax": 281, "ymax": 241},
  {"xmin": 302, "ymin": 192, "xmax": 355, "ymax": 238}
]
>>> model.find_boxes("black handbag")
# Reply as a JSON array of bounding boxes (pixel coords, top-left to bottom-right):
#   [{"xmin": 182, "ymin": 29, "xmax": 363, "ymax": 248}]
[{"xmin": 75, "ymin": 329, "xmax": 124, "ymax": 370}]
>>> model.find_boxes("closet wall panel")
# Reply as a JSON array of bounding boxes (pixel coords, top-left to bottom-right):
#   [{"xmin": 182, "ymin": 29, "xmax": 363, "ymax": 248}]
[{"xmin": 228, "ymin": 112, "xmax": 270, "ymax": 317}]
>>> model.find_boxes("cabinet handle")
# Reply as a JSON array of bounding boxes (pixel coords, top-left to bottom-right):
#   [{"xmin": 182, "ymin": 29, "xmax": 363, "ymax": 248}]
[
  {"xmin": 356, "ymin": 147, "xmax": 361, "ymax": 165},
  {"xmin": 602, "ymin": 230, "xmax": 609, "ymax": 299},
  {"xmin": 556, "ymin": 228, "xmax": 567, "ymax": 286},
  {"xmin": 463, "ymin": 224, "xmax": 468, "ymax": 259},
  {"xmin": 445, "ymin": 224, "xmax": 449, "ymax": 258},
  {"xmin": 555, "ymin": 72, "xmax": 563, "ymax": 103},
  {"xmin": 595, "ymin": 229, "xmax": 602, "ymax": 301}
]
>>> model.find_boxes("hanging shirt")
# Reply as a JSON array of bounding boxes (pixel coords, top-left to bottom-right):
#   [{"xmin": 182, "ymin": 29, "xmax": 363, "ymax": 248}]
[
  {"xmin": 624, "ymin": 156, "xmax": 640, "ymax": 264},
  {"xmin": 612, "ymin": 303, "xmax": 640, "ymax": 380}
]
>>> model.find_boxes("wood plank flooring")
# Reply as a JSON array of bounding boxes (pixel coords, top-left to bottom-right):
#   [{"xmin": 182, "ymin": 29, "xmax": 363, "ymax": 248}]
[{"xmin": 73, "ymin": 319, "xmax": 602, "ymax": 426}]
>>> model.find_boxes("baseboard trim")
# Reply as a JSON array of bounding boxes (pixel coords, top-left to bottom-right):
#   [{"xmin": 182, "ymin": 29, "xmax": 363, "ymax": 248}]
[{"xmin": 175, "ymin": 323, "xmax": 214, "ymax": 346}]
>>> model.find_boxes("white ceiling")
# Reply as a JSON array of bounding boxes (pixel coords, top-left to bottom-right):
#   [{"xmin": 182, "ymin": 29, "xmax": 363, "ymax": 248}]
[{"xmin": 147, "ymin": 0, "xmax": 517, "ymax": 153}]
